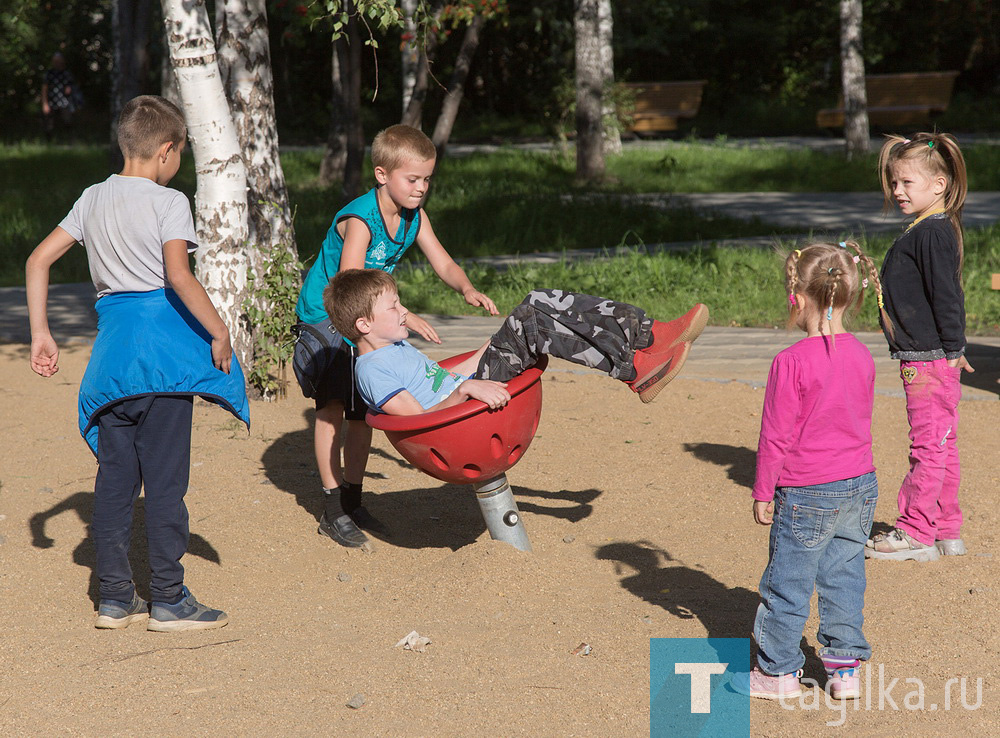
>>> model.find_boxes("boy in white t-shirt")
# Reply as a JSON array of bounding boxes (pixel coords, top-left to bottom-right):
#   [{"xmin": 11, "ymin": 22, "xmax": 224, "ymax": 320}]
[{"xmin": 26, "ymin": 95, "xmax": 249, "ymax": 632}]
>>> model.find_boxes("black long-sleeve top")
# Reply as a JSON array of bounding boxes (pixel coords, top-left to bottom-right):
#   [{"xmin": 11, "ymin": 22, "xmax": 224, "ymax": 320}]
[{"xmin": 879, "ymin": 214, "xmax": 966, "ymax": 360}]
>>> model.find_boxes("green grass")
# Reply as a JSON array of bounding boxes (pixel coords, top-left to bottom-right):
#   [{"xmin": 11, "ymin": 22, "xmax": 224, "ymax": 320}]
[
  {"xmin": 395, "ymin": 225, "xmax": 1000, "ymax": 336},
  {"xmin": 6, "ymin": 142, "xmax": 1000, "ymax": 340}
]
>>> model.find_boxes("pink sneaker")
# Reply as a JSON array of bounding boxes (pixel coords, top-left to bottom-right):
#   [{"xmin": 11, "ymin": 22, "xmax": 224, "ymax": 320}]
[
  {"xmin": 828, "ymin": 667, "xmax": 861, "ymax": 700},
  {"xmin": 730, "ymin": 665, "xmax": 802, "ymax": 700}
]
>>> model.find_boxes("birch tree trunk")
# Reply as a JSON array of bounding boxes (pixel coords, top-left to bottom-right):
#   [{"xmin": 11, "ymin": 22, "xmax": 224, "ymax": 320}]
[
  {"xmin": 840, "ymin": 0, "xmax": 869, "ymax": 159},
  {"xmin": 575, "ymin": 0, "xmax": 604, "ymax": 181},
  {"xmin": 400, "ymin": 0, "xmax": 419, "ymax": 114},
  {"xmin": 597, "ymin": 0, "xmax": 620, "ymax": 155},
  {"xmin": 430, "ymin": 13, "xmax": 485, "ymax": 157},
  {"xmin": 215, "ymin": 0, "xmax": 299, "ymax": 397},
  {"xmin": 111, "ymin": 0, "xmax": 152, "ymax": 170},
  {"xmin": 161, "ymin": 0, "xmax": 251, "ymax": 369}
]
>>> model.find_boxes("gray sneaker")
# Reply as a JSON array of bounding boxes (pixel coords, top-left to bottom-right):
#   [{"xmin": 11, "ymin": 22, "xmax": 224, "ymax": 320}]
[
  {"xmin": 148, "ymin": 587, "xmax": 229, "ymax": 632},
  {"xmin": 936, "ymin": 538, "xmax": 968, "ymax": 556},
  {"xmin": 95, "ymin": 591, "xmax": 149, "ymax": 629},
  {"xmin": 865, "ymin": 527, "xmax": 940, "ymax": 562}
]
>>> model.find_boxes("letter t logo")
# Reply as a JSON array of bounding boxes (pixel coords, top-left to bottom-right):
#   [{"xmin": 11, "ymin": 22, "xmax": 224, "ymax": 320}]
[{"xmin": 674, "ymin": 662, "xmax": 728, "ymax": 713}]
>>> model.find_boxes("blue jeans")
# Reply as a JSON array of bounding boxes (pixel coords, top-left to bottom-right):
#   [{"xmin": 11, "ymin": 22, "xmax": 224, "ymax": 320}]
[{"xmin": 753, "ymin": 472, "xmax": 878, "ymax": 675}]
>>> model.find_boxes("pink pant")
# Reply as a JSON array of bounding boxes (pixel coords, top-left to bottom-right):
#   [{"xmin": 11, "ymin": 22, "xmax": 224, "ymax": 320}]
[{"xmin": 895, "ymin": 359, "xmax": 963, "ymax": 545}]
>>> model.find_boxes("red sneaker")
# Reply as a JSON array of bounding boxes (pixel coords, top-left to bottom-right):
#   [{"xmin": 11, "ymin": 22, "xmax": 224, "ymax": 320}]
[
  {"xmin": 628, "ymin": 340, "xmax": 690, "ymax": 403},
  {"xmin": 648, "ymin": 304, "xmax": 709, "ymax": 351}
]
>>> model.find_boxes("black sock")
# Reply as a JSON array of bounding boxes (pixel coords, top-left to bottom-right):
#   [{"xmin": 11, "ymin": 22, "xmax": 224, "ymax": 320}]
[
  {"xmin": 323, "ymin": 486, "xmax": 346, "ymax": 521},
  {"xmin": 341, "ymin": 481, "xmax": 363, "ymax": 514}
]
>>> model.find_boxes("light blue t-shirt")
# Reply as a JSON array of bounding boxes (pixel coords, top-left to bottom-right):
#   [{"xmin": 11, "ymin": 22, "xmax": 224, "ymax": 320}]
[
  {"xmin": 356, "ymin": 341, "xmax": 468, "ymax": 412},
  {"xmin": 296, "ymin": 187, "xmax": 421, "ymax": 324}
]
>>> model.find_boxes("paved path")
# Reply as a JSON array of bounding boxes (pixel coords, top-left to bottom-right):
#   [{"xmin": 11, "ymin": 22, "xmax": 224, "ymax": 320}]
[{"xmin": 5, "ymin": 289, "xmax": 998, "ymax": 401}]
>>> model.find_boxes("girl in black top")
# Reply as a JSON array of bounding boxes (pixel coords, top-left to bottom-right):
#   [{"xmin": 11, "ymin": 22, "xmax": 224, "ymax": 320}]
[{"xmin": 867, "ymin": 133, "xmax": 972, "ymax": 562}]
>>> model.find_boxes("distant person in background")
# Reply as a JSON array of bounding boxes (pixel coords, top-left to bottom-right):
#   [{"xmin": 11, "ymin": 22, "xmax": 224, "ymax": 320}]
[{"xmin": 41, "ymin": 52, "xmax": 81, "ymax": 141}]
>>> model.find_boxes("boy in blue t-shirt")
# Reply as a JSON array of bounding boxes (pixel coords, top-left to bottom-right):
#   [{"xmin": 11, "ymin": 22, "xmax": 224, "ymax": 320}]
[
  {"xmin": 325, "ymin": 270, "xmax": 708, "ymax": 417},
  {"xmin": 294, "ymin": 125, "xmax": 497, "ymax": 548},
  {"xmin": 26, "ymin": 95, "xmax": 249, "ymax": 631}
]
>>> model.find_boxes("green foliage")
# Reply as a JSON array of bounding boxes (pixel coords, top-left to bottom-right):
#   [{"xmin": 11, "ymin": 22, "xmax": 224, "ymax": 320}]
[{"xmin": 242, "ymin": 232, "xmax": 304, "ymax": 400}]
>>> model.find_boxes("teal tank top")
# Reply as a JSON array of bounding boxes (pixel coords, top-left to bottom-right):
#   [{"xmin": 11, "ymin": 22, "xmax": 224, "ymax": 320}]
[{"xmin": 296, "ymin": 187, "xmax": 421, "ymax": 324}]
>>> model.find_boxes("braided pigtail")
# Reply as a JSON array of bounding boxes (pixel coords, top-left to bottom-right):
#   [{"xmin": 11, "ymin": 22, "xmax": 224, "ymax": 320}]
[
  {"xmin": 824, "ymin": 265, "xmax": 842, "ymax": 347},
  {"xmin": 785, "ymin": 248, "xmax": 803, "ymax": 329}
]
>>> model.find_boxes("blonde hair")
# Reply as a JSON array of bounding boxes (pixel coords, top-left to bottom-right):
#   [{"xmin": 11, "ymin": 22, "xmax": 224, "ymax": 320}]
[
  {"xmin": 324, "ymin": 269, "xmax": 398, "ymax": 343},
  {"xmin": 117, "ymin": 95, "xmax": 186, "ymax": 160},
  {"xmin": 371, "ymin": 124, "xmax": 437, "ymax": 172},
  {"xmin": 877, "ymin": 131, "xmax": 967, "ymax": 270},
  {"xmin": 785, "ymin": 240, "xmax": 891, "ymax": 339}
]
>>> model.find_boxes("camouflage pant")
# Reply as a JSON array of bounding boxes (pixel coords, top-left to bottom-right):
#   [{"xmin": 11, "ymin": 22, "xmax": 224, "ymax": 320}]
[{"xmin": 476, "ymin": 290, "xmax": 653, "ymax": 382}]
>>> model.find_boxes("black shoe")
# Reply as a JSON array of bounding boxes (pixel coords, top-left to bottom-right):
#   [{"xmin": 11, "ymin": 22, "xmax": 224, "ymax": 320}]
[
  {"xmin": 349, "ymin": 505, "xmax": 390, "ymax": 537},
  {"xmin": 318, "ymin": 513, "xmax": 370, "ymax": 548}
]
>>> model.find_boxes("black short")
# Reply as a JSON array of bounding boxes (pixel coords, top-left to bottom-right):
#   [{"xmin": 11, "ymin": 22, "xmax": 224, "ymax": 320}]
[{"xmin": 292, "ymin": 319, "xmax": 367, "ymax": 420}]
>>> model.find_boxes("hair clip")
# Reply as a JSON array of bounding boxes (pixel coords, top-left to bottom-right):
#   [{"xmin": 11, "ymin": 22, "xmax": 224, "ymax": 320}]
[
  {"xmin": 788, "ymin": 292, "xmax": 796, "ymax": 306},
  {"xmin": 827, "ymin": 305, "xmax": 833, "ymax": 320},
  {"xmin": 862, "ymin": 278, "xmax": 869, "ymax": 288},
  {"xmin": 877, "ymin": 293, "xmax": 884, "ymax": 309},
  {"xmin": 928, "ymin": 141, "xmax": 935, "ymax": 149},
  {"xmin": 827, "ymin": 267, "xmax": 834, "ymax": 274},
  {"xmin": 903, "ymin": 138, "xmax": 911, "ymax": 144},
  {"xmin": 793, "ymin": 249, "xmax": 802, "ymax": 257},
  {"xmin": 838, "ymin": 241, "xmax": 847, "ymax": 248},
  {"xmin": 853, "ymin": 255, "xmax": 860, "ymax": 264}
]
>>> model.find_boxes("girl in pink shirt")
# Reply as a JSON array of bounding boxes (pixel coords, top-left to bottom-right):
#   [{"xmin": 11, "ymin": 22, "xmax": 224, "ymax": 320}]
[{"xmin": 732, "ymin": 241, "xmax": 886, "ymax": 703}]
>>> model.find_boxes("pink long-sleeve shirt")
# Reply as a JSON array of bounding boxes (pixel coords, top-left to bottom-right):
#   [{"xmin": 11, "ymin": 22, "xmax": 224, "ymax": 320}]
[{"xmin": 753, "ymin": 333, "xmax": 876, "ymax": 502}]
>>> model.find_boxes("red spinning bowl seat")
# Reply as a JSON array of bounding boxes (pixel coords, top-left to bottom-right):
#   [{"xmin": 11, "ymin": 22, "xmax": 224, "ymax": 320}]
[{"xmin": 366, "ymin": 352, "xmax": 547, "ymax": 485}]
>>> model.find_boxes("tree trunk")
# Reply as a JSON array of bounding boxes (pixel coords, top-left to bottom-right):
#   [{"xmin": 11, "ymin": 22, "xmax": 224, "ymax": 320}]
[
  {"xmin": 430, "ymin": 13, "xmax": 485, "ymax": 157},
  {"xmin": 111, "ymin": 0, "xmax": 152, "ymax": 170},
  {"xmin": 341, "ymin": 5, "xmax": 364, "ymax": 202},
  {"xmin": 319, "ymin": 41, "xmax": 348, "ymax": 186},
  {"xmin": 160, "ymin": 22, "xmax": 182, "ymax": 106},
  {"xmin": 215, "ymin": 0, "xmax": 300, "ymax": 398},
  {"xmin": 400, "ymin": 0, "xmax": 419, "ymax": 114},
  {"xmin": 840, "ymin": 0, "xmax": 869, "ymax": 159},
  {"xmin": 319, "ymin": 4, "xmax": 363, "ymax": 201},
  {"xmin": 161, "ymin": 0, "xmax": 251, "ymax": 370},
  {"xmin": 574, "ymin": 0, "xmax": 604, "ymax": 181},
  {"xmin": 401, "ymin": 4, "xmax": 443, "ymax": 128},
  {"xmin": 597, "ymin": 0, "xmax": 620, "ymax": 155}
]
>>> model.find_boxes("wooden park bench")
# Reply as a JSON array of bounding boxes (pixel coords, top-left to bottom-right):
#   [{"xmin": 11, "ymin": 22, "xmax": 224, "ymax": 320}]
[
  {"xmin": 622, "ymin": 80, "xmax": 707, "ymax": 133},
  {"xmin": 816, "ymin": 71, "xmax": 959, "ymax": 129}
]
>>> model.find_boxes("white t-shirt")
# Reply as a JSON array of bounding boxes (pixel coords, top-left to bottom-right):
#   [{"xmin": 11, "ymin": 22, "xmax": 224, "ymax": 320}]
[{"xmin": 59, "ymin": 174, "xmax": 198, "ymax": 296}]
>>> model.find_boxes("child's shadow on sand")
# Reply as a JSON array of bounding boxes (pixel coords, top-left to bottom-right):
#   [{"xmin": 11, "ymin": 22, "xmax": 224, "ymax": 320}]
[
  {"xmin": 260, "ymin": 410, "xmax": 603, "ymax": 551},
  {"xmin": 596, "ymin": 540, "xmax": 825, "ymax": 683},
  {"xmin": 683, "ymin": 442, "xmax": 756, "ymax": 489},
  {"xmin": 29, "ymin": 492, "xmax": 221, "ymax": 607}
]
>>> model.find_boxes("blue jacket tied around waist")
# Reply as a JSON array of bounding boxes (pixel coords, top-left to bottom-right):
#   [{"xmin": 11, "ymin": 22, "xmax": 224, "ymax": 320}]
[{"xmin": 79, "ymin": 289, "xmax": 250, "ymax": 455}]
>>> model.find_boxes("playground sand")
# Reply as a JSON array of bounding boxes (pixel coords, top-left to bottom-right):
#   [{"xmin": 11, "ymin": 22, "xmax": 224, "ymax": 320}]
[{"xmin": 1, "ymin": 341, "xmax": 997, "ymax": 736}]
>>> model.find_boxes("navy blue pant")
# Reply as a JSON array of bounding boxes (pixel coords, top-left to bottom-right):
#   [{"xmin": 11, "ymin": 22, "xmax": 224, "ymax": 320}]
[{"xmin": 93, "ymin": 395, "xmax": 193, "ymax": 603}]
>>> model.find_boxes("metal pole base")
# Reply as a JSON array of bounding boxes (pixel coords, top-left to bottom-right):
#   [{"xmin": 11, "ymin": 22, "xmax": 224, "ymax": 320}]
[{"xmin": 472, "ymin": 474, "xmax": 532, "ymax": 552}]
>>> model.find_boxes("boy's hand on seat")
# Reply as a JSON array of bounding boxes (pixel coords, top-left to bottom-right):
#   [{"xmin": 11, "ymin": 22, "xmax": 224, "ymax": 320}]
[
  {"xmin": 753, "ymin": 500, "xmax": 774, "ymax": 526},
  {"xmin": 463, "ymin": 289, "xmax": 499, "ymax": 316},
  {"xmin": 30, "ymin": 334, "xmax": 60, "ymax": 377},
  {"xmin": 405, "ymin": 312, "xmax": 441, "ymax": 344},
  {"xmin": 461, "ymin": 379, "xmax": 510, "ymax": 409}
]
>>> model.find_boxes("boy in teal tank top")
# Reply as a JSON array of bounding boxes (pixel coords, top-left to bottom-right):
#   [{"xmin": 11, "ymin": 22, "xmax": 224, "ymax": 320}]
[{"xmin": 293, "ymin": 124, "xmax": 497, "ymax": 548}]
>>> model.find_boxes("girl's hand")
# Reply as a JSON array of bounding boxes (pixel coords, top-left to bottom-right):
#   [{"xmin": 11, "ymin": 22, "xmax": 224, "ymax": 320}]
[
  {"xmin": 405, "ymin": 312, "xmax": 441, "ymax": 344},
  {"xmin": 947, "ymin": 356, "xmax": 974, "ymax": 373},
  {"xmin": 30, "ymin": 334, "xmax": 60, "ymax": 377},
  {"xmin": 463, "ymin": 288, "xmax": 499, "ymax": 316},
  {"xmin": 753, "ymin": 500, "xmax": 774, "ymax": 526},
  {"xmin": 461, "ymin": 379, "xmax": 510, "ymax": 409}
]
